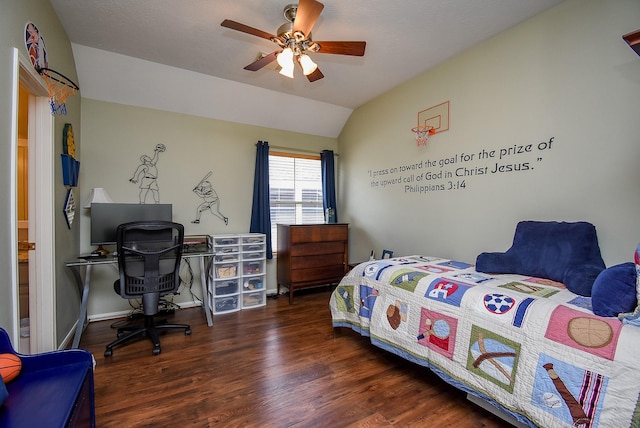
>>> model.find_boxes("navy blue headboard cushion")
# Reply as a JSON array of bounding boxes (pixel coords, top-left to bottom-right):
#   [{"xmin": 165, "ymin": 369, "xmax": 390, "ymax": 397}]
[{"xmin": 475, "ymin": 221, "xmax": 606, "ymax": 296}]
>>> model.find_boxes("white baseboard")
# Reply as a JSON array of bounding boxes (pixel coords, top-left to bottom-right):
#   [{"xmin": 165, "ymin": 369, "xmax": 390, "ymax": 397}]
[
  {"xmin": 60, "ymin": 300, "xmax": 205, "ymax": 350},
  {"xmin": 59, "ymin": 321, "xmax": 78, "ymax": 350},
  {"xmin": 87, "ymin": 300, "xmax": 204, "ymax": 322},
  {"xmin": 87, "ymin": 288, "xmax": 280, "ymax": 322}
]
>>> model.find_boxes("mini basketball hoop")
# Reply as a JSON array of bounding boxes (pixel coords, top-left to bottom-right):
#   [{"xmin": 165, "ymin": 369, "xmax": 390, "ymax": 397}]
[
  {"xmin": 38, "ymin": 67, "xmax": 79, "ymax": 116},
  {"xmin": 411, "ymin": 125, "xmax": 435, "ymax": 147}
]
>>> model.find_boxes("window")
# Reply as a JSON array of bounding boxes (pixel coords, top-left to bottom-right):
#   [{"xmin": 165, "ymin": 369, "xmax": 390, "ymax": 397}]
[{"xmin": 269, "ymin": 152, "xmax": 324, "ymax": 250}]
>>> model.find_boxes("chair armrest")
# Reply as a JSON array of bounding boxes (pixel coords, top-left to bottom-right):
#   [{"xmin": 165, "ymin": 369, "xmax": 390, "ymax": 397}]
[
  {"xmin": 0, "ymin": 327, "xmax": 93, "ymax": 373},
  {"xmin": 20, "ymin": 349, "xmax": 93, "ymax": 373},
  {"xmin": 475, "ymin": 252, "xmax": 521, "ymax": 274}
]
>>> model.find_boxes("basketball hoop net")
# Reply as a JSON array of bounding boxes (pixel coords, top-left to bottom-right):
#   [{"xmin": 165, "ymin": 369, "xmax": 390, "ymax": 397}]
[
  {"xmin": 38, "ymin": 68, "xmax": 79, "ymax": 116},
  {"xmin": 411, "ymin": 125, "xmax": 435, "ymax": 147}
]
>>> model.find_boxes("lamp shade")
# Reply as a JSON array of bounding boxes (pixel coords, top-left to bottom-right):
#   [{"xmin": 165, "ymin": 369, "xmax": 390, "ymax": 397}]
[
  {"xmin": 277, "ymin": 47, "xmax": 295, "ymax": 78},
  {"xmin": 279, "ymin": 62, "xmax": 295, "ymax": 78},
  {"xmin": 276, "ymin": 47, "xmax": 293, "ymax": 68},
  {"xmin": 84, "ymin": 188, "xmax": 114, "ymax": 208},
  {"xmin": 299, "ymin": 54, "xmax": 317, "ymax": 76}
]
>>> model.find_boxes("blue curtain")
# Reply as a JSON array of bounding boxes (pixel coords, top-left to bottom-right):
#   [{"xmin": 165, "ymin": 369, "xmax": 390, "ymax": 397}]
[
  {"xmin": 250, "ymin": 141, "xmax": 272, "ymax": 258},
  {"xmin": 321, "ymin": 150, "xmax": 337, "ymax": 223}
]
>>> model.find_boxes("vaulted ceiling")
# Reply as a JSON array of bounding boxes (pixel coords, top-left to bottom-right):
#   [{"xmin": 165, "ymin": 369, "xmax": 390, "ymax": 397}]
[{"xmin": 49, "ymin": 0, "xmax": 564, "ymax": 137}]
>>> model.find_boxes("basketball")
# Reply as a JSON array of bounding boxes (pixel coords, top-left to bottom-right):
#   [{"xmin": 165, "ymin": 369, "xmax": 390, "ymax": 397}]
[
  {"xmin": 0, "ymin": 353, "xmax": 22, "ymax": 382},
  {"xmin": 567, "ymin": 317, "xmax": 613, "ymax": 348}
]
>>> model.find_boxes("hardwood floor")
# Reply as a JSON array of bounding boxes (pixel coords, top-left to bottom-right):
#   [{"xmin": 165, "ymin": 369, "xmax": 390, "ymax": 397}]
[{"xmin": 79, "ymin": 287, "xmax": 509, "ymax": 427}]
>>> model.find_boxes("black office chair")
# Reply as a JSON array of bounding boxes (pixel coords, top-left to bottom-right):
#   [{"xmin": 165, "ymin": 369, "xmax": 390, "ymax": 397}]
[{"xmin": 104, "ymin": 221, "xmax": 191, "ymax": 357}]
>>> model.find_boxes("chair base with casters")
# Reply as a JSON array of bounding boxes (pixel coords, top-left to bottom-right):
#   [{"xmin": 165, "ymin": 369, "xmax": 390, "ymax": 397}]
[
  {"xmin": 104, "ymin": 220, "xmax": 192, "ymax": 357},
  {"xmin": 104, "ymin": 313, "xmax": 191, "ymax": 357}
]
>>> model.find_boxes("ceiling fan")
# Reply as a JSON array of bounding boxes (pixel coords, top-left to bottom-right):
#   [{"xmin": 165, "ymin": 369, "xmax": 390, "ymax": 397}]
[{"xmin": 221, "ymin": 0, "xmax": 366, "ymax": 82}]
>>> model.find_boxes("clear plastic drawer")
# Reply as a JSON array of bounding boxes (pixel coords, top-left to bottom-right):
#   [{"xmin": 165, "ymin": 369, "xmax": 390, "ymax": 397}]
[
  {"xmin": 215, "ymin": 262, "xmax": 239, "ymax": 278},
  {"xmin": 214, "ymin": 237, "xmax": 239, "ymax": 246},
  {"xmin": 242, "ymin": 291, "xmax": 266, "ymax": 309},
  {"xmin": 242, "ymin": 260, "xmax": 264, "ymax": 276},
  {"xmin": 212, "ymin": 279, "xmax": 239, "ymax": 296},
  {"xmin": 212, "ymin": 295, "xmax": 239, "ymax": 313},
  {"xmin": 243, "ymin": 277, "xmax": 264, "ymax": 291}
]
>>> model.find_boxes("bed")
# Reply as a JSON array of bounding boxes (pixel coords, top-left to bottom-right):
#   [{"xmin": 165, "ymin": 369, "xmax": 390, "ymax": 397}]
[{"xmin": 330, "ymin": 222, "xmax": 640, "ymax": 428}]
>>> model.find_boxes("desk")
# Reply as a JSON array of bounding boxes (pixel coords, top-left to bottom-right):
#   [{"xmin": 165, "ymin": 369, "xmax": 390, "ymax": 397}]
[{"xmin": 66, "ymin": 250, "xmax": 214, "ymax": 349}]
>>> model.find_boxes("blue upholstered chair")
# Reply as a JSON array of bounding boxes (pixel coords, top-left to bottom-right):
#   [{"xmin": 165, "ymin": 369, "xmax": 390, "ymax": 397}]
[{"xmin": 0, "ymin": 328, "xmax": 95, "ymax": 427}]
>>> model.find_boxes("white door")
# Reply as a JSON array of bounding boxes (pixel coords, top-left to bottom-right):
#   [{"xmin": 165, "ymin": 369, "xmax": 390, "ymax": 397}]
[{"xmin": 11, "ymin": 48, "xmax": 56, "ymax": 352}]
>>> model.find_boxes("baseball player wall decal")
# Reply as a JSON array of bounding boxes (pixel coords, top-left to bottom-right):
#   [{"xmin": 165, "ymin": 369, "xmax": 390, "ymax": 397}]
[
  {"xmin": 130, "ymin": 144, "xmax": 166, "ymax": 204},
  {"xmin": 192, "ymin": 171, "xmax": 229, "ymax": 225}
]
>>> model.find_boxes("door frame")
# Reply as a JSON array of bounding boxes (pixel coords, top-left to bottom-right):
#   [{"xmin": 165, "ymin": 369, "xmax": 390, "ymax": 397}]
[{"xmin": 11, "ymin": 48, "xmax": 56, "ymax": 351}]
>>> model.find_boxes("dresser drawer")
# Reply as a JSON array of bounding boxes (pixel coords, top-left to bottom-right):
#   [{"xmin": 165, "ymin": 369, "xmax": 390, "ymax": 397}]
[
  {"xmin": 290, "ymin": 265, "xmax": 346, "ymax": 283},
  {"xmin": 290, "ymin": 224, "xmax": 347, "ymax": 243},
  {"xmin": 291, "ymin": 241, "xmax": 345, "ymax": 256},
  {"xmin": 291, "ymin": 253, "xmax": 345, "ymax": 269}
]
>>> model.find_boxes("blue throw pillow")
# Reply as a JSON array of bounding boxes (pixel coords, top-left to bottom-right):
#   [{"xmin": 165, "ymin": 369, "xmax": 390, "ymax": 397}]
[
  {"xmin": 0, "ymin": 374, "xmax": 8, "ymax": 406},
  {"xmin": 592, "ymin": 262, "xmax": 637, "ymax": 317}
]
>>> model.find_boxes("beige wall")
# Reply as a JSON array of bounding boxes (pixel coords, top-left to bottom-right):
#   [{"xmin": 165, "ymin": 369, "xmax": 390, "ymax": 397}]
[
  {"xmin": 0, "ymin": 0, "xmax": 81, "ymax": 346},
  {"xmin": 338, "ymin": 0, "xmax": 640, "ymax": 266},
  {"xmin": 79, "ymin": 99, "xmax": 337, "ymax": 317}
]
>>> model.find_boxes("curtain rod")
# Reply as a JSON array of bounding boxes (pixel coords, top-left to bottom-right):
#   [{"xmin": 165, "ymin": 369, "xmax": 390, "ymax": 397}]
[{"xmin": 257, "ymin": 143, "xmax": 339, "ymax": 156}]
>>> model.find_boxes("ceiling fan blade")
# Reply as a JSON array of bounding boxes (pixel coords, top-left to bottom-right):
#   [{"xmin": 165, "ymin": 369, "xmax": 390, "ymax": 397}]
[
  {"xmin": 221, "ymin": 19, "xmax": 276, "ymax": 41},
  {"xmin": 244, "ymin": 51, "xmax": 280, "ymax": 71},
  {"xmin": 315, "ymin": 41, "xmax": 366, "ymax": 56},
  {"xmin": 293, "ymin": 0, "xmax": 324, "ymax": 38},
  {"xmin": 306, "ymin": 67, "xmax": 324, "ymax": 82}
]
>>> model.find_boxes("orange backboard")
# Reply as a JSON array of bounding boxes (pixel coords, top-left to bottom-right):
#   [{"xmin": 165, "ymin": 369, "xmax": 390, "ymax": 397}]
[{"xmin": 417, "ymin": 101, "xmax": 450, "ymax": 134}]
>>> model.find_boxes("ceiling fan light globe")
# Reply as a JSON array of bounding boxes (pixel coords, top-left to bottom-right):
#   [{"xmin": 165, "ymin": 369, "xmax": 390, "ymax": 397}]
[
  {"xmin": 299, "ymin": 54, "xmax": 318, "ymax": 76},
  {"xmin": 279, "ymin": 62, "xmax": 295, "ymax": 78},
  {"xmin": 277, "ymin": 47, "xmax": 294, "ymax": 68}
]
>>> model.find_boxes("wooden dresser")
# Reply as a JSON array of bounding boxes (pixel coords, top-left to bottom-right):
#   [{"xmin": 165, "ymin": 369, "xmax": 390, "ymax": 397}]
[{"xmin": 277, "ymin": 223, "xmax": 348, "ymax": 304}]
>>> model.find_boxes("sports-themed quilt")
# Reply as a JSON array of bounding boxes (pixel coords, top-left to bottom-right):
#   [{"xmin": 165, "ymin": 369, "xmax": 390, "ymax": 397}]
[{"xmin": 330, "ymin": 256, "xmax": 640, "ymax": 428}]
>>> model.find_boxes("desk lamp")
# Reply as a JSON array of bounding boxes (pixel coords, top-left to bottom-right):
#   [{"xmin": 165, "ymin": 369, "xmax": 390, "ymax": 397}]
[{"xmin": 84, "ymin": 188, "xmax": 114, "ymax": 255}]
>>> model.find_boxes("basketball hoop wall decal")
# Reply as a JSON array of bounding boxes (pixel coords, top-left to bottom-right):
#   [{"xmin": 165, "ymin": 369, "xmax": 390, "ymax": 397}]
[
  {"xmin": 411, "ymin": 125, "xmax": 435, "ymax": 147},
  {"xmin": 38, "ymin": 67, "xmax": 79, "ymax": 116},
  {"xmin": 413, "ymin": 101, "xmax": 450, "ymax": 147},
  {"xmin": 24, "ymin": 21, "xmax": 80, "ymax": 116}
]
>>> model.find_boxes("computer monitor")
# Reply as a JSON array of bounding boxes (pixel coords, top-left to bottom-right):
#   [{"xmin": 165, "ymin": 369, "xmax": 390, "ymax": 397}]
[{"xmin": 90, "ymin": 203, "xmax": 173, "ymax": 246}]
